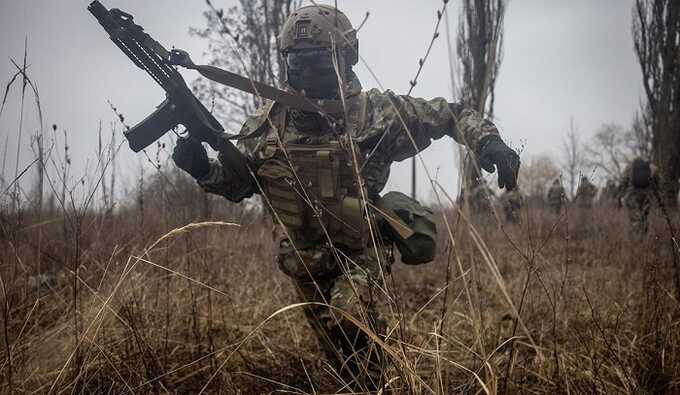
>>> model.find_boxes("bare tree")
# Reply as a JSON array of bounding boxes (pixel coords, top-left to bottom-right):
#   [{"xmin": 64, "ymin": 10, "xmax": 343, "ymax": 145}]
[
  {"xmin": 584, "ymin": 114, "xmax": 654, "ymax": 184},
  {"xmin": 561, "ymin": 118, "xmax": 584, "ymax": 198},
  {"xmin": 456, "ymin": 0, "xmax": 506, "ymax": 116},
  {"xmin": 191, "ymin": 0, "xmax": 301, "ymax": 131},
  {"xmin": 626, "ymin": 108, "xmax": 653, "ymax": 161},
  {"xmin": 455, "ymin": 0, "xmax": 507, "ymax": 196},
  {"xmin": 632, "ymin": 0, "xmax": 680, "ymax": 206},
  {"xmin": 518, "ymin": 154, "xmax": 559, "ymax": 199},
  {"xmin": 584, "ymin": 123, "xmax": 630, "ymax": 181}
]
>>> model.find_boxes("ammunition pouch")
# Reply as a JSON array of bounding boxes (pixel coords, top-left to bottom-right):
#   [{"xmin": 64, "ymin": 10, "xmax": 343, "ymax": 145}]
[
  {"xmin": 377, "ymin": 191, "xmax": 437, "ymax": 265},
  {"xmin": 257, "ymin": 140, "xmax": 366, "ymax": 249},
  {"xmin": 277, "ymin": 241, "xmax": 339, "ymax": 280}
]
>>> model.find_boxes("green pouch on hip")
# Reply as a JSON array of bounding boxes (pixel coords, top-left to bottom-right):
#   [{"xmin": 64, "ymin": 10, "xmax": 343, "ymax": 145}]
[{"xmin": 377, "ymin": 191, "xmax": 437, "ymax": 265}]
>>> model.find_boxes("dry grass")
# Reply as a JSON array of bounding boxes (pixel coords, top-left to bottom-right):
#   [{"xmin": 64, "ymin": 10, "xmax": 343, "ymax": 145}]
[
  {"xmin": 1, "ymin": 51, "xmax": 678, "ymax": 393},
  {"xmin": 1, "ymin": 185, "xmax": 679, "ymax": 394},
  {"xmin": 1, "ymin": 25, "xmax": 677, "ymax": 393}
]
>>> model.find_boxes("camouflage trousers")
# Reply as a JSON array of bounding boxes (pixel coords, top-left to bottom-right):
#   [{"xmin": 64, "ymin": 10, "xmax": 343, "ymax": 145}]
[
  {"xmin": 277, "ymin": 240, "xmax": 388, "ymax": 387},
  {"xmin": 625, "ymin": 189, "xmax": 652, "ymax": 234}
]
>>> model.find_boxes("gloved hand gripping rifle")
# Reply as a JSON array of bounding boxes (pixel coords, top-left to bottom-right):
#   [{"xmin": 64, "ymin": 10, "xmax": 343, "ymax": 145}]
[{"xmin": 87, "ymin": 0, "xmax": 250, "ymax": 179}]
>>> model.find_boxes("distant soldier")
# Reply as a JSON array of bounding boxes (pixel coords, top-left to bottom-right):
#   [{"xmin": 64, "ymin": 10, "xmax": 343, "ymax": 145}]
[
  {"xmin": 575, "ymin": 176, "xmax": 598, "ymax": 209},
  {"xmin": 620, "ymin": 157, "xmax": 656, "ymax": 234},
  {"xmin": 500, "ymin": 188, "xmax": 523, "ymax": 223},
  {"xmin": 547, "ymin": 178, "xmax": 567, "ymax": 214},
  {"xmin": 601, "ymin": 178, "xmax": 621, "ymax": 208},
  {"xmin": 470, "ymin": 181, "xmax": 496, "ymax": 214}
]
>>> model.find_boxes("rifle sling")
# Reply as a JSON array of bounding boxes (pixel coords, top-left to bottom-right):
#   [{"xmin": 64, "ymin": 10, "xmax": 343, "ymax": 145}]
[{"xmin": 192, "ymin": 65, "xmax": 345, "ymax": 115}]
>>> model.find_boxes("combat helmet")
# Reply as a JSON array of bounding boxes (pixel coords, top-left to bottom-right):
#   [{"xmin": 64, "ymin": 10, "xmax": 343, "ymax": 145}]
[
  {"xmin": 277, "ymin": 5, "xmax": 358, "ymax": 99},
  {"xmin": 278, "ymin": 4, "xmax": 358, "ymax": 65}
]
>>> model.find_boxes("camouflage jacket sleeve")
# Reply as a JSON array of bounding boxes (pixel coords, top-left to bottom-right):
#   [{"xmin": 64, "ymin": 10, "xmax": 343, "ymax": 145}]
[
  {"xmin": 195, "ymin": 103, "xmax": 278, "ymax": 202},
  {"xmin": 361, "ymin": 89, "xmax": 500, "ymax": 162},
  {"xmin": 196, "ymin": 153, "xmax": 257, "ymax": 202}
]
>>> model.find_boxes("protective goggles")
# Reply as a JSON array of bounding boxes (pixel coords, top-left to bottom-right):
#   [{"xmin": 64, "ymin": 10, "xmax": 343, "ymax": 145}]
[{"xmin": 286, "ymin": 49, "xmax": 335, "ymax": 70}]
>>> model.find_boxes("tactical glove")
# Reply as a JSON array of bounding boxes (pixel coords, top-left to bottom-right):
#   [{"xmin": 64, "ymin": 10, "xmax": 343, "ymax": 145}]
[
  {"xmin": 477, "ymin": 135, "xmax": 520, "ymax": 190},
  {"xmin": 172, "ymin": 136, "xmax": 211, "ymax": 179}
]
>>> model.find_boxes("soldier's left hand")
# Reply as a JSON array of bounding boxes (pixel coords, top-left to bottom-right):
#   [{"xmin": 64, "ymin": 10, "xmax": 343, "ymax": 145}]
[{"xmin": 477, "ymin": 135, "xmax": 520, "ymax": 190}]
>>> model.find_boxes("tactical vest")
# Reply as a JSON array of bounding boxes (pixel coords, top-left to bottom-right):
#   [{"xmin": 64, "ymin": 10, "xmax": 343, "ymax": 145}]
[
  {"xmin": 250, "ymin": 101, "xmax": 437, "ymax": 267},
  {"xmin": 257, "ymin": 135, "xmax": 368, "ymax": 249}
]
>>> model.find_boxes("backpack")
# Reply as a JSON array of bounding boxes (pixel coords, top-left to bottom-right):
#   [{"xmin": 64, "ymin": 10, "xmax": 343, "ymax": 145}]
[{"xmin": 631, "ymin": 158, "xmax": 652, "ymax": 188}]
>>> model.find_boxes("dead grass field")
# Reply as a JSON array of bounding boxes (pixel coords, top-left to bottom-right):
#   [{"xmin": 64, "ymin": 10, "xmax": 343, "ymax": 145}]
[{"xmin": 1, "ymin": 179, "xmax": 679, "ymax": 394}]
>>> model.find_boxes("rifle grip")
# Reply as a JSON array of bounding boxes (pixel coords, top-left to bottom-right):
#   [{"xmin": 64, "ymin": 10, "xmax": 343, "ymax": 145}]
[{"xmin": 125, "ymin": 98, "xmax": 180, "ymax": 152}]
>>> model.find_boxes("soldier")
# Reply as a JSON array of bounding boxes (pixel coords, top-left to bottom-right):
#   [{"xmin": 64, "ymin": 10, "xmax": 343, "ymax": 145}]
[
  {"xmin": 601, "ymin": 178, "xmax": 621, "ymax": 208},
  {"xmin": 171, "ymin": 4, "xmax": 519, "ymax": 388},
  {"xmin": 575, "ymin": 176, "xmax": 597, "ymax": 209},
  {"xmin": 620, "ymin": 157, "xmax": 656, "ymax": 234},
  {"xmin": 500, "ymin": 188, "xmax": 523, "ymax": 224},
  {"xmin": 469, "ymin": 179, "xmax": 496, "ymax": 214},
  {"xmin": 547, "ymin": 178, "xmax": 566, "ymax": 214}
]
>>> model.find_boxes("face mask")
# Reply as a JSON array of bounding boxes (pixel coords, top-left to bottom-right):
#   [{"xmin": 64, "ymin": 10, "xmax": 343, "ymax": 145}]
[
  {"xmin": 287, "ymin": 69, "xmax": 339, "ymax": 99},
  {"xmin": 286, "ymin": 49, "xmax": 340, "ymax": 100}
]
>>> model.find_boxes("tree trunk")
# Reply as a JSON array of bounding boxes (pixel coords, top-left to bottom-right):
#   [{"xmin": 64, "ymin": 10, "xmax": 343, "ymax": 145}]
[
  {"xmin": 654, "ymin": 116, "xmax": 680, "ymax": 207},
  {"xmin": 633, "ymin": 0, "xmax": 680, "ymax": 208},
  {"xmin": 456, "ymin": 0, "xmax": 506, "ymax": 203}
]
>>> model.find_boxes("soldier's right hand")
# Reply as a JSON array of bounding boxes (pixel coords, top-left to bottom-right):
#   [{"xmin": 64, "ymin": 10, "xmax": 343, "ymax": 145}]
[{"xmin": 172, "ymin": 136, "xmax": 211, "ymax": 179}]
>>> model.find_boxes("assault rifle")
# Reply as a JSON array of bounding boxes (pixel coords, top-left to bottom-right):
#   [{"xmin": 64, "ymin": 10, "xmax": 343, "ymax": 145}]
[
  {"xmin": 89, "ymin": 0, "xmax": 256, "ymax": 182},
  {"xmin": 88, "ymin": 1, "xmax": 342, "ymax": 159}
]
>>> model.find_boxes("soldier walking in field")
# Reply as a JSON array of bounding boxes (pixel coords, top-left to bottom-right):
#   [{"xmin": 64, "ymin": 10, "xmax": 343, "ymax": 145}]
[
  {"xmin": 575, "ymin": 176, "xmax": 598, "ymax": 209},
  {"xmin": 619, "ymin": 157, "xmax": 656, "ymax": 234},
  {"xmin": 602, "ymin": 178, "xmax": 621, "ymax": 208},
  {"xmin": 171, "ymin": 4, "xmax": 519, "ymax": 388},
  {"xmin": 547, "ymin": 178, "xmax": 567, "ymax": 214},
  {"xmin": 469, "ymin": 179, "xmax": 496, "ymax": 215},
  {"xmin": 500, "ymin": 188, "xmax": 523, "ymax": 224}
]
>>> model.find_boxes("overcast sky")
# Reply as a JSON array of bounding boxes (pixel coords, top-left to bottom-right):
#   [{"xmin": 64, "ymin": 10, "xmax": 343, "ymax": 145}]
[{"xmin": 0, "ymin": 0, "xmax": 641, "ymax": 203}]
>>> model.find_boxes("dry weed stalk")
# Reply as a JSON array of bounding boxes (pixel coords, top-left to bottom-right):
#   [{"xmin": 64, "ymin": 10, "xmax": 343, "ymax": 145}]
[{"xmin": 1, "ymin": 7, "xmax": 679, "ymax": 394}]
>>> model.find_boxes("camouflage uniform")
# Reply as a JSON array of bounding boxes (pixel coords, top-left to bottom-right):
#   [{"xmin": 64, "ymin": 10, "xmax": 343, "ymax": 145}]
[
  {"xmin": 196, "ymin": 73, "xmax": 502, "ymax": 380},
  {"xmin": 575, "ymin": 177, "xmax": 598, "ymax": 209},
  {"xmin": 620, "ymin": 159, "xmax": 656, "ymax": 234},
  {"xmin": 547, "ymin": 179, "xmax": 566, "ymax": 214},
  {"xmin": 470, "ymin": 182, "xmax": 496, "ymax": 214},
  {"xmin": 500, "ymin": 189, "xmax": 523, "ymax": 223},
  {"xmin": 467, "ymin": 181, "xmax": 496, "ymax": 221},
  {"xmin": 601, "ymin": 179, "xmax": 620, "ymax": 207},
  {"xmin": 168, "ymin": 4, "xmax": 517, "ymax": 388}
]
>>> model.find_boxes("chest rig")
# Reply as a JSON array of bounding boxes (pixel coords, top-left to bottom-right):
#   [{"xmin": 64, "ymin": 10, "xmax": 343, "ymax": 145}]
[{"xmin": 256, "ymin": 109, "xmax": 369, "ymax": 249}]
